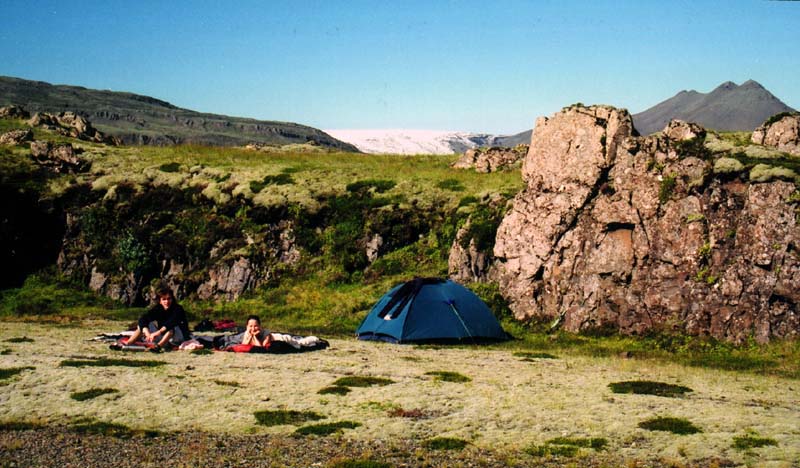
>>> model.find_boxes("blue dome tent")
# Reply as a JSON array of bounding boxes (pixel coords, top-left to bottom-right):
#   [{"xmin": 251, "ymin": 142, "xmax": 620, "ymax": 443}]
[{"xmin": 356, "ymin": 278, "xmax": 509, "ymax": 343}]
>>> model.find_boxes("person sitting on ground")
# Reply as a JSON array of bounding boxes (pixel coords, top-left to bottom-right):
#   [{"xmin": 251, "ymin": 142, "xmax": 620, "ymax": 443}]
[{"xmin": 126, "ymin": 282, "xmax": 190, "ymax": 352}]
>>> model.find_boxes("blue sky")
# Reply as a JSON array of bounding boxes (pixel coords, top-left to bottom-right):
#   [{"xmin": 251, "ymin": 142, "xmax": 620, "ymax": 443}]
[{"xmin": 1, "ymin": 0, "xmax": 798, "ymax": 134}]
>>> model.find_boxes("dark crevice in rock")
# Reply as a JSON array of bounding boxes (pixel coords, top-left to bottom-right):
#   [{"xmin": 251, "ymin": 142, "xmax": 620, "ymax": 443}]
[
  {"xmin": 768, "ymin": 293, "xmax": 793, "ymax": 307},
  {"xmin": 604, "ymin": 222, "xmax": 636, "ymax": 232}
]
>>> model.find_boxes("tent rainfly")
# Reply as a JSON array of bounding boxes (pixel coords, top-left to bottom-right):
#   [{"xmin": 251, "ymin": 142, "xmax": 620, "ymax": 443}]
[{"xmin": 356, "ymin": 277, "xmax": 509, "ymax": 343}]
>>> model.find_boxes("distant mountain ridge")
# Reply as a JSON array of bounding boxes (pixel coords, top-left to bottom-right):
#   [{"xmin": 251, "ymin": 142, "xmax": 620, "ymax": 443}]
[
  {"xmin": 0, "ymin": 76, "xmax": 358, "ymax": 151},
  {"xmin": 632, "ymin": 80, "xmax": 795, "ymax": 135}
]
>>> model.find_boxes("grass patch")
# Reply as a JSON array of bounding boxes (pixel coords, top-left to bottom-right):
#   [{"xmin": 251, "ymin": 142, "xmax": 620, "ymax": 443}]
[
  {"xmin": 526, "ymin": 436, "xmax": 607, "ymax": 457},
  {"xmin": 732, "ymin": 434, "xmax": 778, "ymax": 450},
  {"xmin": 0, "ymin": 420, "xmax": 44, "ymax": 431},
  {"xmin": 70, "ymin": 388, "xmax": 119, "ymax": 401},
  {"xmin": 70, "ymin": 419, "xmax": 160, "ymax": 438},
  {"xmin": 5, "ymin": 337, "xmax": 34, "ymax": 343},
  {"xmin": 329, "ymin": 459, "xmax": 391, "ymax": 468},
  {"xmin": 250, "ymin": 173, "xmax": 295, "ymax": 193},
  {"xmin": 513, "ymin": 351, "xmax": 558, "ymax": 360},
  {"xmin": 425, "ymin": 371, "xmax": 471, "ymax": 383},
  {"xmin": 158, "ymin": 162, "xmax": 181, "ymax": 172},
  {"xmin": 332, "ymin": 376, "xmax": 395, "ymax": 387},
  {"xmin": 658, "ymin": 174, "xmax": 677, "ymax": 204},
  {"xmin": 608, "ymin": 380, "xmax": 693, "ymax": 397},
  {"xmin": 317, "ymin": 386, "xmax": 351, "ymax": 396},
  {"xmin": 525, "ymin": 444, "xmax": 579, "ymax": 457},
  {"xmin": 294, "ymin": 420, "xmax": 361, "ymax": 436},
  {"xmin": 190, "ymin": 348, "xmax": 213, "ymax": 355},
  {"xmin": 59, "ymin": 358, "xmax": 166, "ymax": 368},
  {"xmin": 547, "ymin": 436, "xmax": 608, "ymax": 450},
  {"xmin": 346, "ymin": 179, "xmax": 396, "ymax": 194},
  {"xmin": 423, "ymin": 437, "xmax": 469, "ymax": 450},
  {"xmin": 0, "ymin": 366, "xmax": 34, "ymax": 380},
  {"xmin": 0, "ymin": 349, "xmax": 10, "ymax": 355},
  {"xmin": 638, "ymin": 416, "xmax": 702, "ymax": 435},
  {"xmin": 436, "ymin": 178, "xmax": 465, "ymax": 191},
  {"xmin": 253, "ymin": 409, "xmax": 325, "ymax": 426},
  {"xmin": 0, "ymin": 273, "xmax": 134, "ymax": 320}
]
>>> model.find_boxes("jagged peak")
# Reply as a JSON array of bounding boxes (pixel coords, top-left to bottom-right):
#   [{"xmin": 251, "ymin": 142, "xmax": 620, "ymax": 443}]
[
  {"xmin": 713, "ymin": 80, "xmax": 738, "ymax": 92},
  {"xmin": 740, "ymin": 79, "xmax": 765, "ymax": 90}
]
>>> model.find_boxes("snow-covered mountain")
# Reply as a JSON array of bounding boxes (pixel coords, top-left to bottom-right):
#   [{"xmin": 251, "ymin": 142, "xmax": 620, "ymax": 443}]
[{"xmin": 324, "ymin": 129, "xmax": 527, "ymax": 155}]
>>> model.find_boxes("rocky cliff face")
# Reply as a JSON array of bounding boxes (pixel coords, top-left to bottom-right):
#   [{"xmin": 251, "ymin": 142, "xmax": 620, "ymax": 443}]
[{"xmin": 488, "ymin": 105, "xmax": 799, "ymax": 343}]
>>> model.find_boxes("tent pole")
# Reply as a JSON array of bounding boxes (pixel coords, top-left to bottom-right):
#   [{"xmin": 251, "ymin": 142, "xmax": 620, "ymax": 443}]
[{"xmin": 447, "ymin": 302, "xmax": 476, "ymax": 344}]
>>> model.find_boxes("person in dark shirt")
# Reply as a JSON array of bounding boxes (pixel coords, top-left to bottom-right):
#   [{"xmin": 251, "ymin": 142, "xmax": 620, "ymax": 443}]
[{"xmin": 126, "ymin": 282, "xmax": 190, "ymax": 352}]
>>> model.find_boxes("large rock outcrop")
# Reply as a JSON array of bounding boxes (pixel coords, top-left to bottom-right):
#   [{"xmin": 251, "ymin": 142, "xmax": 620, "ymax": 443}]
[
  {"xmin": 751, "ymin": 113, "xmax": 800, "ymax": 156},
  {"xmin": 492, "ymin": 105, "xmax": 799, "ymax": 343},
  {"xmin": 451, "ymin": 145, "xmax": 528, "ymax": 173},
  {"xmin": 28, "ymin": 111, "xmax": 118, "ymax": 145}
]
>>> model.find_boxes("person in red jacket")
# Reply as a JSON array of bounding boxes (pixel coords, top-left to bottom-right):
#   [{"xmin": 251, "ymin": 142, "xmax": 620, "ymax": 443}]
[{"xmin": 126, "ymin": 282, "xmax": 190, "ymax": 352}]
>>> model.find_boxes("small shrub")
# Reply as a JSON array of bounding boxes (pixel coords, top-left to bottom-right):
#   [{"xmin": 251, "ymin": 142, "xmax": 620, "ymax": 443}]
[
  {"xmin": 59, "ymin": 358, "xmax": 165, "ymax": 368},
  {"xmin": 425, "ymin": 371, "xmax": 470, "ymax": 383},
  {"xmin": 423, "ymin": 437, "xmax": 469, "ymax": 450},
  {"xmin": 0, "ymin": 421, "xmax": 43, "ymax": 431},
  {"xmin": 697, "ymin": 242, "xmax": 711, "ymax": 260},
  {"xmin": 436, "ymin": 178, "xmax": 465, "ymax": 192},
  {"xmin": 514, "ymin": 351, "xmax": 558, "ymax": 360},
  {"xmin": 387, "ymin": 407, "xmax": 432, "ymax": 419},
  {"xmin": 254, "ymin": 409, "xmax": 325, "ymax": 426},
  {"xmin": 686, "ymin": 213, "xmax": 705, "ymax": 223},
  {"xmin": 609, "ymin": 381, "xmax": 692, "ymax": 397},
  {"xmin": 329, "ymin": 460, "xmax": 391, "ymax": 468},
  {"xmin": 158, "ymin": 162, "xmax": 181, "ymax": 172},
  {"xmin": 294, "ymin": 420, "xmax": 360, "ymax": 436},
  {"xmin": 659, "ymin": 174, "xmax": 677, "ymax": 204},
  {"xmin": 674, "ymin": 136, "xmax": 711, "ymax": 160},
  {"xmin": 332, "ymin": 376, "xmax": 394, "ymax": 387},
  {"xmin": 638, "ymin": 416, "xmax": 701, "ymax": 434},
  {"xmin": 5, "ymin": 337, "xmax": 34, "ymax": 343},
  {"xmin": 732, "ymin": 434, "xmax": 778, "ymax": 450},
  {"xmin": 213, "ymin": 380, "xmax": 241, "ymax": 387},
  {"xmin": 318, "ymin": 386, "xmax": 351, "ymax": 396},
  {"xmin": 70, "ymin": 388, "xmax": 119, "ymax": 401},
  {"xmin": 764, "ymin": 111, "xmax": 799, "ymax": 126},
  {"xmin": 0, "ymin": 366, "xmax": 34, "ymax": 380}
]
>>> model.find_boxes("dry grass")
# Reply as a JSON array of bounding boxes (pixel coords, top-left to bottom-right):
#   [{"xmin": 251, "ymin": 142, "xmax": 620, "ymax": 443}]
[{"xmin": 0, "ymin": 320, "xmax": 798, "ymax": 466}]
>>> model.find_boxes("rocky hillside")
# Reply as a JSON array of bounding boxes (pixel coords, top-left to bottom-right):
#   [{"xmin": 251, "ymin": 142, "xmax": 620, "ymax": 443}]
[
  {"xmin": 0, "ymin": 76, "xmax": 358, "ymax": 150},
  {"xmin": 632, "ymin": 80, "xmax": 795, "ymax": 135},
  {"xmin": 450, "ymin": 104, "xmax": 800, "ymax": 343}
]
